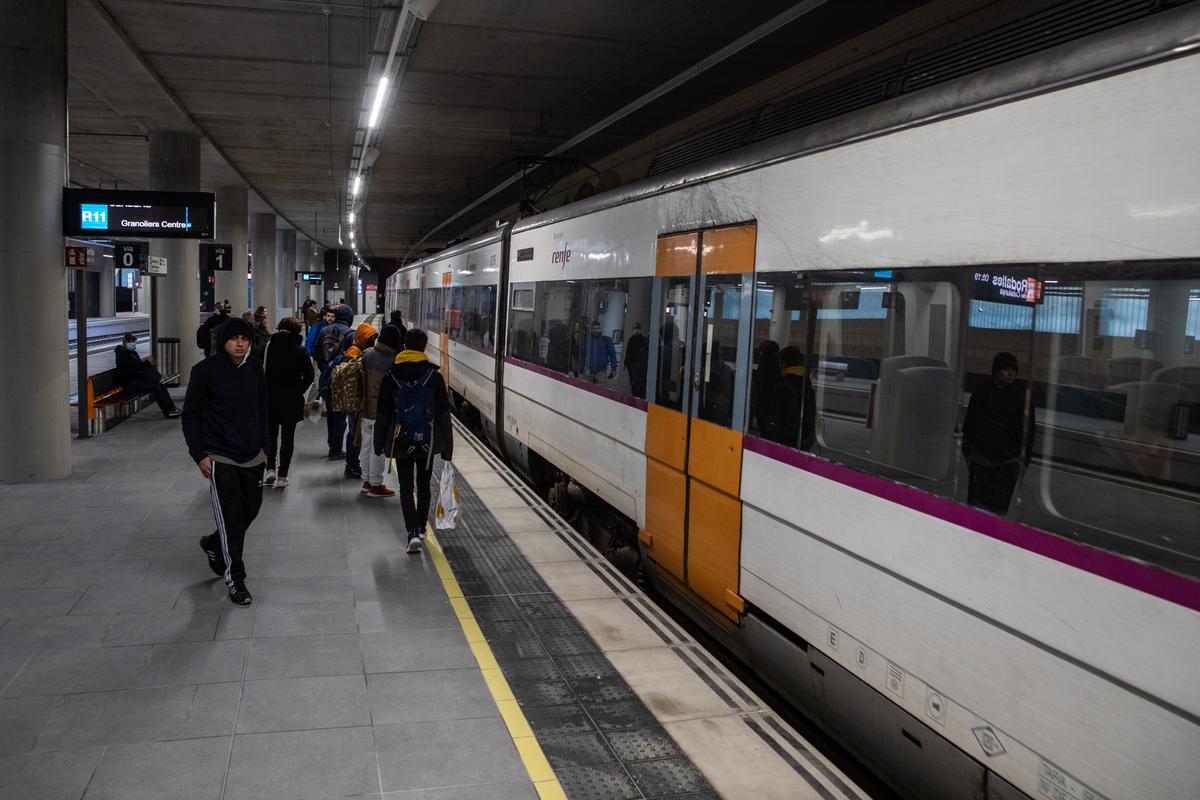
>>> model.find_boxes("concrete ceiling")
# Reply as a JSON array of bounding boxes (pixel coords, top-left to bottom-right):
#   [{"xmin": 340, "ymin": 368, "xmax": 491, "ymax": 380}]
[{"xmin": 65, "ymin": 0, "xmax": 942, "ymax": 264}]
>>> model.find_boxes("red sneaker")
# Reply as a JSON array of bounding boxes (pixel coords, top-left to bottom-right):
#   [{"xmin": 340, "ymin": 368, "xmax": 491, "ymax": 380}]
[
  {"xmin": 366, "ymin": 484, "xmax": 395, "ymax": 498},
  {"xmin": 360, "ymin": 480, "xmax": 372, "ymax": 494}
]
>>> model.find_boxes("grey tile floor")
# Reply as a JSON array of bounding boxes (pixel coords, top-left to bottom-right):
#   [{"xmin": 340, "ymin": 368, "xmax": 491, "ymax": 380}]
[{"xmin": 0, "ymin": 400, "xmax": 536, "ymax": 800}]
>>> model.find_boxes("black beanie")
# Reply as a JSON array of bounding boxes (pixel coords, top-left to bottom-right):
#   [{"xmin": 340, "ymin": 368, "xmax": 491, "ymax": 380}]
[
  {"xmin": 379, "ymin": 324, "xmax": 405, "ymax": 352},
  {"xmin": 217, "ymin": 317, "xmax": 254, "ymax": 349}
]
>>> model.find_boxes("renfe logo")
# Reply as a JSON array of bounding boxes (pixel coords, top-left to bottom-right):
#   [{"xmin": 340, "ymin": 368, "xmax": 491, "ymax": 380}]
[
  {"xmin": 81, "ymin": 204, "xmax": 108, "ymax": 230},
  {"xmin": 551, "ymin": 243, "xmax": 571, "ymax": 267}
]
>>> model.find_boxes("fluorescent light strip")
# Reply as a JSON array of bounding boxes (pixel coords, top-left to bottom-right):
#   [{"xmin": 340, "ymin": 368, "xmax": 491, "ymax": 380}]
[
  {"xmin": 367, "ymin": 76, "xmax": 389, "ymax": 129},
  {"xmin": 351, "ymin": 175, "xmax": 361, "ymax": 196}
]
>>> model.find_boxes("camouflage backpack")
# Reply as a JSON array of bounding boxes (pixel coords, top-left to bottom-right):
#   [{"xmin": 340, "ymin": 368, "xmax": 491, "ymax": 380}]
[{"xmin": 330, "ymin": 356, "xmax": 365, "ymax": 413}]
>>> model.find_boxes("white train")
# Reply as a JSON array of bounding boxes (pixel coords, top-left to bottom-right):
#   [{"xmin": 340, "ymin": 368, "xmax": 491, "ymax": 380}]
[{"xmin": 386, "ymin": 6, "xmax": 1200, "ymax": 798}]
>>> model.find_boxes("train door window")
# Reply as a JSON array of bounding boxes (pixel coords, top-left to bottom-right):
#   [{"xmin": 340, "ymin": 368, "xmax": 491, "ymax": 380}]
[
  {"xmin": 422, "ymin": 287, "xmax": 443, "ymax": 333},
  {"xmin": 508, "ymin": 283, "xmax": 538, "ymax": 362},
  {"xmin": 748, "ymin": 272, "xmax": 812, "ymax": 447},
  {"xmin": 464, "ymin": 285, "xmax": 496, "ymax": 350},
  {"xmin": 655, "ymin": 276, "xmax": 694, "ymax": 412},
  {"xmin": 992, "ymin": 261, "xmax": 1200, "ymax": 574},
  {"xmin": 695, "ymin": 274, "xmax": 747, "ymax": 428},
  {"xmin": 811, "ymin": 271, "xmax": 964, "ymax": 490},
  {"xmin": 446, "ymin": 286, "xmax": 464, "ymax": 340}
]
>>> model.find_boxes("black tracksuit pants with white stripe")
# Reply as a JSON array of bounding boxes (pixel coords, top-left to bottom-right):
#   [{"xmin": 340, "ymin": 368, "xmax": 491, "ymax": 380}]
[{"xmin": 202, "ymin": 461, "xmax": 264, "ymax": 584}]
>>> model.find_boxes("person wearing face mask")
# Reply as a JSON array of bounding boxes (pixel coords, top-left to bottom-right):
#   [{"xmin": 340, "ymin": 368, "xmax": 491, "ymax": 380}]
[
  {"xmin": 182, "ymin": 317, "xmax": 269, "ymax": 607},
  {"xmin": 113, "ymin": 332, "xmax": 181, "ymax": 418}
]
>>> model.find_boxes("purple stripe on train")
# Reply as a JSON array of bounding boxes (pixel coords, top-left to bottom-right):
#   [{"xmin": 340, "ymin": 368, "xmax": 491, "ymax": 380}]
[
  {"xmin": 742, "ymin": 435, "xmax": 1200, "ymax": 613},
  {"xmin": 504, "ymin": 356, "xmax": 649, "ymax": 411}
]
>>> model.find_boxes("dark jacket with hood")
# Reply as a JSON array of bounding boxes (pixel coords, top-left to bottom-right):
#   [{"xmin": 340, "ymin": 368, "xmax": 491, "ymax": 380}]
[
  {"xmin": 264, "ymin": 329, "xmax": 314, "ymax": 424},
  {"xmin": 373, "ymin": 353, "xmax": 452, "ymax": 461},
  {"xmin": 114, "ymin": 344, "xmax": 157, "ymax": 385},
  {"xmin": 181, "ymin": 318, "xmax": 269, "ymax": 465}
]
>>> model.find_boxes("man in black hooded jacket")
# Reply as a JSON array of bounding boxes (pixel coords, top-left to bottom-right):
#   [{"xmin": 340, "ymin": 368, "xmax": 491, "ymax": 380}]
[{"xmin": 182, "ymin": 318, "xmax": 268, "ymax": 606}]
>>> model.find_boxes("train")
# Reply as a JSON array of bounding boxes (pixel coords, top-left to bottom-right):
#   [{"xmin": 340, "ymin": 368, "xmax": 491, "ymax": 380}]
[{"xmin": 384, "ymin": 5, "xmax": 1200, "ymax": 799}]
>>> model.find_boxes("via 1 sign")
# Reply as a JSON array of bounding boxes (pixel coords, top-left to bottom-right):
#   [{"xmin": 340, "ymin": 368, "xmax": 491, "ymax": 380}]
[
  {"xmin": 114, "ymin": 242, "xmax": 143, "ymax": 270},
  {"xmin": 201, "ymin": 243, "xmax": 233, "ymax": 271}
]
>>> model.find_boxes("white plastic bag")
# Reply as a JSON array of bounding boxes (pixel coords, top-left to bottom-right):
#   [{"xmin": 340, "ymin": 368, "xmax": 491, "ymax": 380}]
[{"xmin": 434, "ymin": 462, "xmax": 460, "ymax": 530}]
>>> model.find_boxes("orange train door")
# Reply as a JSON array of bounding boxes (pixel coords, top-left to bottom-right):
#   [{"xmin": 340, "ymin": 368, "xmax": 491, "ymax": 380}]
[{"xmin": 641, "ymin": 224, "xmax": 756, "ymax": 623}]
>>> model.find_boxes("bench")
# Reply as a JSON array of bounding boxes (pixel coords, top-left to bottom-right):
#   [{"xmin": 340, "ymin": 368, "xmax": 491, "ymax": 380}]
[{"xmin": 69, "ymin": 366, "xmax": 180, "ymax": 434}]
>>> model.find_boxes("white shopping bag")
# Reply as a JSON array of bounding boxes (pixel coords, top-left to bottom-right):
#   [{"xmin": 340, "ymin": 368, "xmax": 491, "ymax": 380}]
[{"xmin": 434, "ymin": 462, "xmax": 460, "ymax": 530}]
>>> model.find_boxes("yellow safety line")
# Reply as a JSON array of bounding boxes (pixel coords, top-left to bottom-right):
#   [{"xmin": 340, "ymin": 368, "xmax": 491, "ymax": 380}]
[{"xmin": 425, "ymin": 525, "xmax": 567, "ymax": 800}]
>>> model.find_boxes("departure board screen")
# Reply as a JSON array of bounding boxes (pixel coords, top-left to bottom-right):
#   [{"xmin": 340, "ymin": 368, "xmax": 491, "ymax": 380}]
[{"xmin": 63, "ymin": 189, "xmax": 215, "ymax": 239}]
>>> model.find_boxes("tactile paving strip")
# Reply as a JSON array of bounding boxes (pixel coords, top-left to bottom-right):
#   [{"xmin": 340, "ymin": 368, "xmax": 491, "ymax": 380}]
[{"xmin": 432, "ymin": 453, "xmax": 717, "ymax": 800}]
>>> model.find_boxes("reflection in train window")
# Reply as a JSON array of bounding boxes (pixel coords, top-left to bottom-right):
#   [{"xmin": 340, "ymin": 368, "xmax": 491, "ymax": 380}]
[
  {"xmin": 422, "ymin": 287, "xmax": 443, "ymax": 333},
  {"xmin": 656, "ymin": 277, "xmax": 692, "ymax": 411},
  {"xmin": 811, "ymin": 273, "xmax": 964, "ymax": 491},
  {"xmin": 751, "ymin": 263, "xmax": 1199, "ymax": 577},
  {"xmin": 749, "ymin": 273, "xmax": 812, "ymax": 446},
  {"xmin": 506, "ymin": 278, "xmax": 652, "ymax": 400},
  {"xmin": 445, "ymin": 285, "xmax": 496, "ymax": 351},
  {"xmin": 1007, "ymin": 263, "xmax": 1199, "ymax": 576}
]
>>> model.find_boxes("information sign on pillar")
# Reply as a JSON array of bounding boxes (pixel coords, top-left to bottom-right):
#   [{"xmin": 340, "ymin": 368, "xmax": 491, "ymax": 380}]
[
  {"xmin": 65, "ymin": 246, "xmax": 89, "ymax": 268},
  {"xmin": 114, "ymin": 242, "xmax": 144, "ymax": 271},
  {"xmin": 146, "ymin": 255, "xmax": 168, "ymax": 276}
]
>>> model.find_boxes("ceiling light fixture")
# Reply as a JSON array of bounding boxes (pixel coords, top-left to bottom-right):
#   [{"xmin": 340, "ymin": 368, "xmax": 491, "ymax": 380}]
[
  {"xmin": 351, "ymin": 175, "xmax": 361, "ymax": 197},
  {"xmin": 367, "ymin": 76, "xmax": 389, "ymax": 129},
  {"xmin": 348, "ymin": 211, "xmax": 355, "ymax": 224}
]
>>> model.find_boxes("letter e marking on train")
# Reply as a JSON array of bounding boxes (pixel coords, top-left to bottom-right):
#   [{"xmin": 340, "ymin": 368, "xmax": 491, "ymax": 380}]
[
  {"xmin": 827, "ymin": 627, "xmax": 839, "ymax": 650},
  {"xmin": 972, "ymin": 726, "xmax": 1006, "ymax": 758}
]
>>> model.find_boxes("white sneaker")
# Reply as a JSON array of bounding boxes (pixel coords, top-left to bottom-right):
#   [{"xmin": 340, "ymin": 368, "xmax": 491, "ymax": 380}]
[
  {"xmin": 261, "ymin": 469, "xmax": 276, "ymax": 486},
  {"xmin": 274, "ymin": 476, "xmax": 289, "ymax": 489},
  {"xmin": 406, "ymin": 533, "xmax": 422, "ymax": 554}
]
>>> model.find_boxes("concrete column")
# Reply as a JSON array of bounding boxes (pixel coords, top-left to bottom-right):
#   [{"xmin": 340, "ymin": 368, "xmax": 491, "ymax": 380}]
[
  {"xmin": 214, "ymin": 185, "xmax": 248, "ymax": 313},
  {"xmin": 279, "ymin": 228, "xmax": 296, "ymax": 322},
  {"xmin": 250, "ymin": 213, "xmax": 276, "ymax": 319},
  {"xmin": 149, "ymin": 131, "xmax": 202, "ymax": 385},
  {"xmin": 0, "ymin": 0, "xmax": 70, "ymax": 480},
  {"xmin": 99, "ymin": 264, "xmax": 116, "ymax": 317}
]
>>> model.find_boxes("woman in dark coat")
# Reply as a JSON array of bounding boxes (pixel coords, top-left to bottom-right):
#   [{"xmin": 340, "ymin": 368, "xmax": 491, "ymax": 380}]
[{"xmin": 263, "ymin": 317, "xmax": 313, "ymax": 488}]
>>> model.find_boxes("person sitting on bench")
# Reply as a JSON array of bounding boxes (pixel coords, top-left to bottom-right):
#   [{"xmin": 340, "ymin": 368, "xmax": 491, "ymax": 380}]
[{"xmin": 114, "ymin": 333, "xmax": 181, "ymax": 418}]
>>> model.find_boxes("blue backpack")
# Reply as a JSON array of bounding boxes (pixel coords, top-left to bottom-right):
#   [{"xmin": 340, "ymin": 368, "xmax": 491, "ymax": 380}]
[{"xmin": 389, "ymin": 370, "xmax": 435, "ymax": 455}]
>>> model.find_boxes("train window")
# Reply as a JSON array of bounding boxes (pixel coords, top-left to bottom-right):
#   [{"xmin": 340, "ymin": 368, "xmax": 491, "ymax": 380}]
[
  {"xmin": 696, "ymin": 274, "xmax": 745, "ymax": 428},
  {"xmin": 1000, "ymin": 262, "xmax": 1200, "ymax": 576},
  {"xmin": 446, "ymin": 286, "xmax": 497, "ymax": 351},
  {"xmin": 749, "ymin": 273, "xmax": 813, "ymax": 447},
  {"xmin": 809, "ymin": 272, "xmax": 964, "ymax": 493},
  {"xmin": 656, "ymin": 277, "xmax": 693, "ymax": 411},
  {"xmin": 422, "ymin": 287, "xmax": 443, "ymax": 333},
  {"xmin": 506, "ymin": 277, "xmax": 652, "ymax": 400}
]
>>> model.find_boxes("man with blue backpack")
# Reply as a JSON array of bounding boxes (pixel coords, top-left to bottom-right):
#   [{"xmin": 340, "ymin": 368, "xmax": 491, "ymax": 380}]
[{"xmin": 374, "ymin": 328, "xmax": 452, "ymax": 553}]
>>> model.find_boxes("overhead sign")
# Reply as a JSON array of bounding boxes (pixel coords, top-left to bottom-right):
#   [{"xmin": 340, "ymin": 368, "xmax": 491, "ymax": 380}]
[
  {"xmin": 973, "ymin": 270, "xmax": 1043, "ymax": 306},
  {"xmin": 298, "ymin": 272, "xmax": 324, "ymax": 283},
  {"xmin": 114, "ymin": 242, "xmax": 143, "ymax": 270},
  {"xmin": 201, "ymin": 243, "xmax": 233, "ymax": 271},
  {"xmin": 63, "ymin": 188, "xmax": 215, "ymax": 239},
  {"xmin": 65, "ymin": 246, "xmax": 89, "ymax": 268},
  {"xmin": 146, "ymin": 255, "xmax": 168, "ymax": 276}
]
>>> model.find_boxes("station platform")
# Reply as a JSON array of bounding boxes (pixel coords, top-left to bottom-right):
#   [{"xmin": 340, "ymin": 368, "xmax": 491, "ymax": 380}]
[{"xmin": 0, "ymin": 396, "xmax": 868, "ymax": 800}]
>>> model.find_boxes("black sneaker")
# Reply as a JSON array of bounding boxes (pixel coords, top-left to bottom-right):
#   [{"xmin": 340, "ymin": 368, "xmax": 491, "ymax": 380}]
[
  {"xmin": 344, "ymin": 465, "xmax": 362, "ymax": 479},
  {"xmin": 199, "ymin": 536, "xmax": 225, "ymax": 577},
  {"xmin": 406, "ymin": 532, "xmax": 422, "ymax": 554},
  {"xmin": 164, "ymin": 408, "xmax": 182, "ymax": 418},
  {"xmin": 327, "ymin": 450, "xmax": 344, "ymax": 460},
  {"xmin": 228, "ymin": 581, "xmax": 253, "ymax": 606}
]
